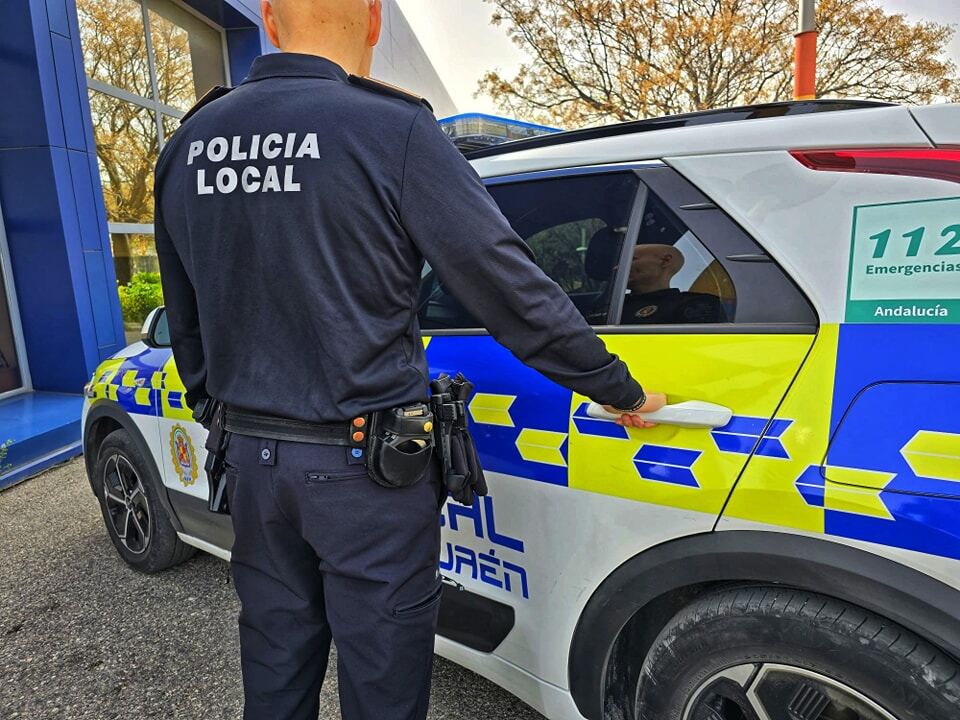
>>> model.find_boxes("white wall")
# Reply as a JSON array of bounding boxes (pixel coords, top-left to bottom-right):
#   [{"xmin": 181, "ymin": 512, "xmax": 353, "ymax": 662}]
[
  {"xmin": 230, "ymin": 0, "xmax": 457, "ymax": 117},
  {"xmin": 372, "ymin": 0, "xmax": 458, "ymax": 117}
]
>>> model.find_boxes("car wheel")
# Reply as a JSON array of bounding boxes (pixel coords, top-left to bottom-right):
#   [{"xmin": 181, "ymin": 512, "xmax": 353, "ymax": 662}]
[
  {"xmin": 635, "ymin": 586, "xmax": 960, "ymax": 720},
  {"xmin": 93, "ymin": 428, "xmax": 195, "ymax": 573}
]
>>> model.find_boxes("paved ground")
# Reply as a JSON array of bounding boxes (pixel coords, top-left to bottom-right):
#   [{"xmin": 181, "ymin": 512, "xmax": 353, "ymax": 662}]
[{"xmin": 0, "ymin": 458, "xmax": 545, "ymax": 719}]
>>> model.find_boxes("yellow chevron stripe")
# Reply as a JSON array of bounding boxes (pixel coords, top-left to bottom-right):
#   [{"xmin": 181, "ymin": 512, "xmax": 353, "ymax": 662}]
[
  {"xmin": 901, "ymin": 431, "xmax": 960, "ymax": 482},
  {"xmin": 469, "ymin": 393, "xmax": 516, "ymax": 427},
  {"xmin": 516, "ymin": 429, "xmax": 567, "ymax": 467}
]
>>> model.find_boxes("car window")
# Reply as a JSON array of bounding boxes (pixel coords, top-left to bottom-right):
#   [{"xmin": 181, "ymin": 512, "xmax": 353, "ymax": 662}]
[
  {"xmin": 153, "ymin": 308, "xmax": 171, "ymax": 346},
  {"xmin": 418, "ymin": 173, "xmax": 640, "ymax": 330},
  {"xmin": 620, "ymin": 190, "xmax": 735, "ymax": 325}
]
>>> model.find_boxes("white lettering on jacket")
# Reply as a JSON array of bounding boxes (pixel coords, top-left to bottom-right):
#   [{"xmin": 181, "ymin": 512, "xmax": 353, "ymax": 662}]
[{"xmin": 187, "ymin": 132, "xmax": 320, "ymax": 195}]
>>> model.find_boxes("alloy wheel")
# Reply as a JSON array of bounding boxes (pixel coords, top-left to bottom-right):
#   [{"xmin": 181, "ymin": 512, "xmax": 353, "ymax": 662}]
[
  {"xmin": 102, "ymin": 453, "xmax": 151, "ymax": 555},
  {"xmin": 682, "ymin": 663, "xmax": 898, "ymax": 720}
]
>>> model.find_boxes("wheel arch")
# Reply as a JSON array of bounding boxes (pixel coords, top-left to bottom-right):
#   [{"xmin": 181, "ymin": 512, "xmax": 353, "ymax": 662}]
[
  {"xmin": 83, "ymin": 401, "xmax": 184, "ymax": 534},
  {"xmin": 568, "ymin": 530, "xmax": 960, "ymax": 720}
]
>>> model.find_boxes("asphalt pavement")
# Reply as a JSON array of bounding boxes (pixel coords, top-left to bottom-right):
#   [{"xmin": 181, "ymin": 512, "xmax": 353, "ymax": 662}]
[{"xmin": 0, "ymin": 458, "xmax": 545, "ymax": 719}]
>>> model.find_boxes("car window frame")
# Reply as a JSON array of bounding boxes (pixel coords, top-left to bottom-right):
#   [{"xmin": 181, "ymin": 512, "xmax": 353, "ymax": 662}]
[
  {"xmin": 604, "ymin": 165, "xmax": 818, "ymax": 334},
  {"xmin": 420, "ymin": 163, "xmax": 818, "ymax": 337}
]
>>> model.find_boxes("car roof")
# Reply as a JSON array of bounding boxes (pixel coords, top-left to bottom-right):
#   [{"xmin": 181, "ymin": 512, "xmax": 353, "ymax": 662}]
[
  {"xmin": 469, "ymin": 100, "xmax": 934, "ymax": 179},
  {"xmin": 464, "ymin": 100, "xmax": 891, "ymax": 161}
]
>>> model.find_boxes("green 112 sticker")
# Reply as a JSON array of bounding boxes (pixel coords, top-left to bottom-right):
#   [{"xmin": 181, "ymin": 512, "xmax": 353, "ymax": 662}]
[{"xmin": 846, "ymin": 196, "xmax": 960, "ymax": 323}]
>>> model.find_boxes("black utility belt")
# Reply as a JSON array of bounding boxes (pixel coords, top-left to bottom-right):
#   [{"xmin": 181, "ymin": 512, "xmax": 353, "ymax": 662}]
[
  {"xmin": 213, "ymin": 375, "xmax": 488, "ymax": 508},
  {"xmin": 223, "ymin": 403, "xmax": 436, "ymax": 491},
  {"xmin": 223, "ymin": 406, "xmax": 360, "ymax": 447}
]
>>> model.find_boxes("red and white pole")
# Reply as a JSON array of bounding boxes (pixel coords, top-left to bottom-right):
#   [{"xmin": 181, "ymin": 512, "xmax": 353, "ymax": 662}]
[{"xmin": 794, "ymin": 0, "xmax": 817, "ymax": 100}]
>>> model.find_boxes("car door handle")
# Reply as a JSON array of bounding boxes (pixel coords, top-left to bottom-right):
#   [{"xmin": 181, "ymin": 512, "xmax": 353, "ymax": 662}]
[{"xmin": 586, "ymin": 400, "xmax": 733, "ymax": 429}]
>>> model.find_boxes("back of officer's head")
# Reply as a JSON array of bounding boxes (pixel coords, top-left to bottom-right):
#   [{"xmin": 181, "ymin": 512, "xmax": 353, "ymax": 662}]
[{"xmin": 261, "ymin": 0, "xmax": 382, "ymax": 76}]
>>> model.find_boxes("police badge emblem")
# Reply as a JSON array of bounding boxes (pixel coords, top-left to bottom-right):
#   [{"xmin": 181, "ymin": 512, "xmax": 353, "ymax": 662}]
[
  {"xmin": 635, "ymin": 305, "xmax": 658, "ymax": 318},
  {"xmin": 169, "ymin": 424, "xmax": 198, "ymax": 487}
]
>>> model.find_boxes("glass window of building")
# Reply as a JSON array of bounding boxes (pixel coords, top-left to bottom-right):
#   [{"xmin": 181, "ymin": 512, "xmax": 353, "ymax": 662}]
[{"xmin": 77, "ymin": 0, "xmax": 227, "ymax": 340}]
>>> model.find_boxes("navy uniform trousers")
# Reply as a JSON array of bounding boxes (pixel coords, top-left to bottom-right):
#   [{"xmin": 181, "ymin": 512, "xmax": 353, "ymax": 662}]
[{"xmin": 224, "ymin": 432, "xmax": 443, "ymax": 720}]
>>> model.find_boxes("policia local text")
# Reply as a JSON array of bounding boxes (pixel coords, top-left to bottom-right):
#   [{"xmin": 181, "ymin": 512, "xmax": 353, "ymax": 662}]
[{"xmin": 187, "ymin": 132, "xmax": 321, "ymax": 195}]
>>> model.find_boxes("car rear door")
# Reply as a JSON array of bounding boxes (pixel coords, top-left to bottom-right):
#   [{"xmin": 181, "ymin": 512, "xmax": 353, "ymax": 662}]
[{"xmin": 424, "ymin": 164, "xmax": 817, "ymax": 690}]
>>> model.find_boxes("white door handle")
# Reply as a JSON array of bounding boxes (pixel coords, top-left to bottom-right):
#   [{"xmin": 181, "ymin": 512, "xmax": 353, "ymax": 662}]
[{"xmin": 586, "ymin": 400, "xmax": 733, "ymax": 429}]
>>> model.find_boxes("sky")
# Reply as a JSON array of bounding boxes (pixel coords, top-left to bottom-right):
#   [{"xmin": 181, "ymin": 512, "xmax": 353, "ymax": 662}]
[{"xmin": 396, "ymin": 0, "xmax": 960, "ymax": 116}]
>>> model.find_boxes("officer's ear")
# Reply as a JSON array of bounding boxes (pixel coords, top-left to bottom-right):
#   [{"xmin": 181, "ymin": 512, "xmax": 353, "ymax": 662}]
[
  {"xmin": 367, "ymin": 0, "xmax": 382, "ymax": 47},
  {"xmin": 261, "ymin": 0, "xmax": 281, "ymax": 50}
]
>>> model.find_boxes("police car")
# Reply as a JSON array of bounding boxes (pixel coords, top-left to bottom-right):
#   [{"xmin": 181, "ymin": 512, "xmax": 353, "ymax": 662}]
[{"xmin": 83, "ymin": 99, "xmax": 960, "ymax": 720}]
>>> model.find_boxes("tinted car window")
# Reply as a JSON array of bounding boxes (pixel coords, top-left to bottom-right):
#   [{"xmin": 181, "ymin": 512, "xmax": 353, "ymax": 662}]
[
  {"xmin": 620, "ymin": 190, "xmax": 735, "ymax": 325},
  {"xmin": 418, "ymin": 173, "xmax": 640, "ymax": 330}
]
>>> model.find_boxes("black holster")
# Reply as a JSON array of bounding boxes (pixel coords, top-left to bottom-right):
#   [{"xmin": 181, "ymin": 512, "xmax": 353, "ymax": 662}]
[
  {"xmin": 365, "ymin": 403, "xmax": 435, "ymax": 489},
  {"xmin": 196, "ymin": 399, "xmax": 230, "ymax": 514},
  {"xmin": 430, "ymin": 373, "xmax": 487, "ymax": 506}
]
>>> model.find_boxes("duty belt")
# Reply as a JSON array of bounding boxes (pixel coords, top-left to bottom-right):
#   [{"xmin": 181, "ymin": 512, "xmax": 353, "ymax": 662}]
[{"xmin": 223, "ymin": 405, "xmax": 365, "ymax": 447}]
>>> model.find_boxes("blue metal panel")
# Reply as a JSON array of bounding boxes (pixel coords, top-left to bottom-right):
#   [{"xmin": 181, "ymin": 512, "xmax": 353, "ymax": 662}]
[
  {"xmin": 227, "ymin": 26, "xmax": 264, "ymax": 83},
  {"xmin": 82, "ymin": 249, "xmax": 117, "ymax": 348},
  {"xmin": 69, "ymin": 149, "xmax": 105, "ymax": 252},
  {"xmin": 46, "ymin": 0, "xmax": 71, "ymax": 38},
  {"xmin": 0, "ymin": 146, "xmax": 87, "ymax": 391},
  {"xmin": 0, "ymin": 391, "xmax": 83, "ymax": 490},
  {"xmin": 0, "ymin": 3, "xmax": 51, "ymax": 148},
  {"xmin": 50, "ymin": 31, "xmax": 88, "ymax": 151},
  {"xmin": 31, "ymin": 0, "xmax": 67, "ymax": 149}
]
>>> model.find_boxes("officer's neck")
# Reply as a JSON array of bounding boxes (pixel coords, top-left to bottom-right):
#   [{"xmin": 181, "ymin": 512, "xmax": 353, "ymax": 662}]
[
  {"xmin": 630, "ymin": 280, "xmax": 671, "ymax": 295},
  {"xmin": 278, "ymin": 41, "xmax": 373, "ymax": 77}
]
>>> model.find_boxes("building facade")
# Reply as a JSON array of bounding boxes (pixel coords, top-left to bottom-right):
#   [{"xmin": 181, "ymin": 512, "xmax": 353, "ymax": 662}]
[{"xmin": 0, "ymin": 0, "xmax": 455, "ymax": 485}]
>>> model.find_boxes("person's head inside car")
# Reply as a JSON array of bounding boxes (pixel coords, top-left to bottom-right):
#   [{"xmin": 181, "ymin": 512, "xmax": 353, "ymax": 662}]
[
  {"xmin": 622, "ymin": 243, "xmax": 727, "ymax": 325},
  {"xmin": 627, "ymin": 243, "xmax": 684, "ymax": 295}
]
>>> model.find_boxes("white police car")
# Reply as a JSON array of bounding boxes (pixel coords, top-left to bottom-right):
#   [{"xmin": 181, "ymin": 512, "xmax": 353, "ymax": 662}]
[{"xmin": 83, "ymin": 99, "xmax": 960, "ymax": 720}]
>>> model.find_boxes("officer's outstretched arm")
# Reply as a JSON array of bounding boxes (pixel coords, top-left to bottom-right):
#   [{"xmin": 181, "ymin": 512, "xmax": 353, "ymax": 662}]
[
  {"xmin": 155, "ymin": 205, "xmax": 208, "ymax": 411},
  {"xmin": 399, "ymin": 107, "xmax": 644, "ymax": 411}
]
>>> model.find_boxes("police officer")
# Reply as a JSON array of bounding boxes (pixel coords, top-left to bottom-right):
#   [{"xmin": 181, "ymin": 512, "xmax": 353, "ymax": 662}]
[
  {"xmin": 621, "ymin": 244, "xmax": 728, "ymax": 324},
  {"xmin": 155, "ymin": 1, "xmax": 665, "ymax": 718}
]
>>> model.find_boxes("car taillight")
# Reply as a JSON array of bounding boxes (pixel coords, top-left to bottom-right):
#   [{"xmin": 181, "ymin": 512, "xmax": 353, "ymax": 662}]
[{"xmin": 790, "ymin": 148, "xmax": 960, "ymax": 184}]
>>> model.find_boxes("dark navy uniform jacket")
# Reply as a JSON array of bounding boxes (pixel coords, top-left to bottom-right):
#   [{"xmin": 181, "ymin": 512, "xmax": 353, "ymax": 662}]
[
  {"xmin": 622, "ymin": 288, "xmax": 727, "ymax": 324},
  {"xmin": 155, "ymin": 53, "xmax": 642, "ymax": 423}
]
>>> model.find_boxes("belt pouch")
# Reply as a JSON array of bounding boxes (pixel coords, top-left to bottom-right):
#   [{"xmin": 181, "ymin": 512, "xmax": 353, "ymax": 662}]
[{"xmin": 366, "ymin": 403, "xmax": 435, "ymax": 488}]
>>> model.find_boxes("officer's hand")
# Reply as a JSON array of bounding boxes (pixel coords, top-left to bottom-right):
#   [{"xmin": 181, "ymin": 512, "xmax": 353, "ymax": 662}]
[{"xmin": 604, "ymin": 392, "xmax": 668, "ymax": 429}]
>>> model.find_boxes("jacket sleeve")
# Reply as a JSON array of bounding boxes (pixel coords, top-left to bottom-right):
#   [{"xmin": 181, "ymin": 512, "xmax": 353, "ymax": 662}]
[
  {"xmin": 155, "ymin": 199, "xmax": 207, "ymax": 410},
  {"xmin": 398, "ymin": 107, "xmax": 643, "ymax": 409}
]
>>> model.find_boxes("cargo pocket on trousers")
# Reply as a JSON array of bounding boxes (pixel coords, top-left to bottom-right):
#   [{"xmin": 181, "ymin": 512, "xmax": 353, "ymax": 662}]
[{"xmin": 393, "ymin": 582, "xmax": 443, "ymax": 619}]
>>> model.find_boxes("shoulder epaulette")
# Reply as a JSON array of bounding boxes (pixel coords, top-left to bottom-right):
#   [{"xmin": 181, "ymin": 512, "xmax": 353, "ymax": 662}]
[
  {"xmin": 348, "ymin": 75, "xmax": 433, "ymax": 113},
  {"xmin": 180, "ymin": 85, "xmax": 233, "ymax": 125}
]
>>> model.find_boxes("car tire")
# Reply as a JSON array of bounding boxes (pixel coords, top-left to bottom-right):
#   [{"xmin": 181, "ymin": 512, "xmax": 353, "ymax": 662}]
[
  {"xmin": 635, "ymin": 585, "xmax": 960, "ymax": 720},
  {"xmin": 93, "ymin": 428, "xmax": 195, "ymax": 573}
]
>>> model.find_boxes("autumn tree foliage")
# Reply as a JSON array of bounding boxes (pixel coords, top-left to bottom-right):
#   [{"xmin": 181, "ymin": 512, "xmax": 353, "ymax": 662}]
[{"xmin": 480, "ymin": 0, "xmax": 960, "ymax": 126}]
